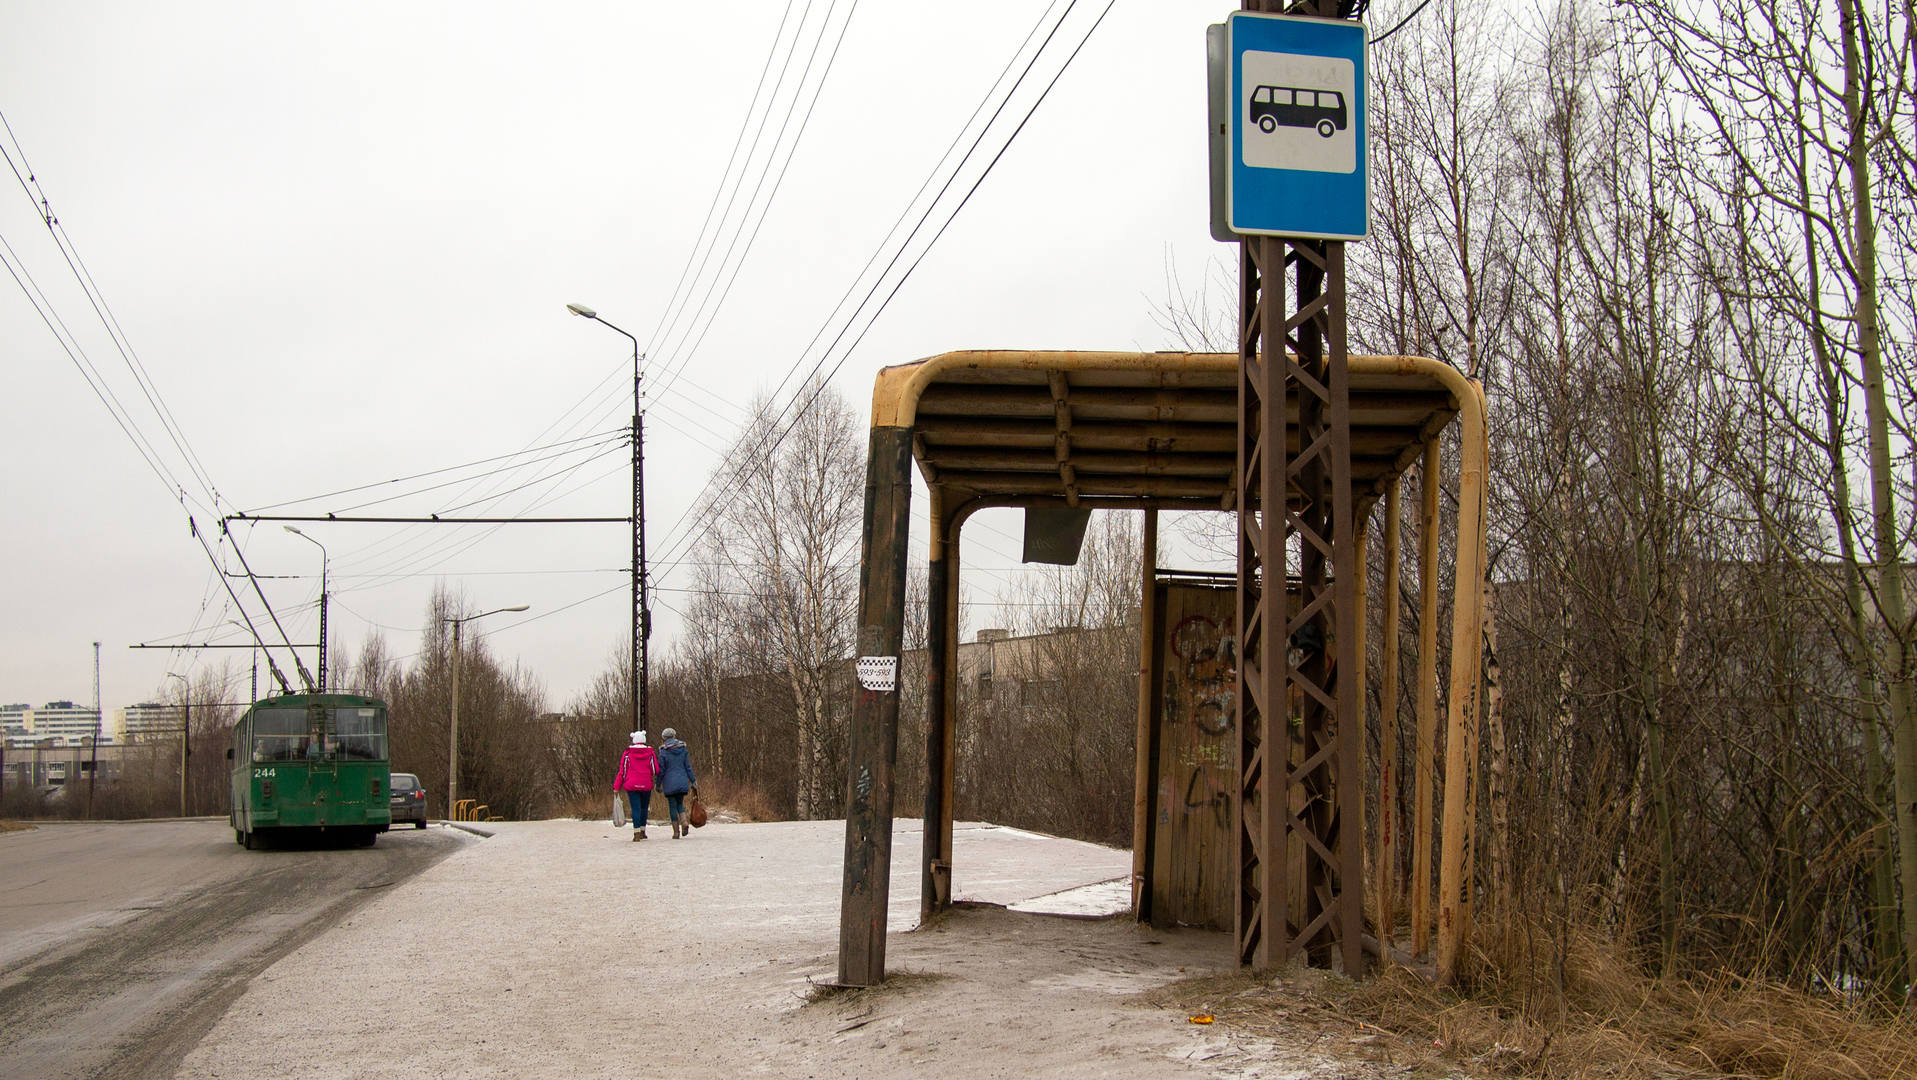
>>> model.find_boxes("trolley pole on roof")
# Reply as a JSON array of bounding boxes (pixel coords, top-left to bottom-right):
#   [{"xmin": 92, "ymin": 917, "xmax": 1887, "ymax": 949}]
[{"xmin": 568, "ymin": 303, "xmax": 650, "ymax": 737}]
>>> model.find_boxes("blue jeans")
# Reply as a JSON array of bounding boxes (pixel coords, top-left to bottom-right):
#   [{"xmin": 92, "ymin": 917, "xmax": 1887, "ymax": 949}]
[
  {"xmin": 626, "ymin": 789, "xmax": 652, "ymax": 825},
  {"xmin": 664, "ymin": 792, "xmax": 685, "ymax": 821}
]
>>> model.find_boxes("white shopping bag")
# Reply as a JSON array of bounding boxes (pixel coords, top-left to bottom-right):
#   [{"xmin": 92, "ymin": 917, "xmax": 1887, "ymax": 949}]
[{"xmin": 612, "ymin": 790, "xmax": 627, "ymax": 827}]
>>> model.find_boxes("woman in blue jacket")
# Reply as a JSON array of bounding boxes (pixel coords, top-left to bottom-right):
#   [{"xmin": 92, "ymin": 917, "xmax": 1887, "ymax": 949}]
[{"xmin": 657, "ymin": 728, "xmax": 698, "ymax": 838}]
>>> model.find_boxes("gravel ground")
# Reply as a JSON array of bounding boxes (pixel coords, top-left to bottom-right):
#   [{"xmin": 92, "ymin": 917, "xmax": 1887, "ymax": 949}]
[{"xmin": 172, "ymin": 818, "xmax": 1389, "ymax": 1079}]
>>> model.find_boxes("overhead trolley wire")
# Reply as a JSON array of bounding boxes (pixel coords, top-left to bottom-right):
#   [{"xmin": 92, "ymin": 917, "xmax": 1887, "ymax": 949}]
[
  {"xmin": 0, "ymin": 235, "xmax": 190, "ymax": 502},
  {"xmin": 336, "ymin": 0, "xmax": 856, "ymax": 610},
  {"xmin": 236, "ymin": 428, "xmax": 629, "ymax": 515},
  {"xmin": 303, "ymin": 0, "xmax": 864, "ymax": 623},
  {"xmin": 317, "ymin": 452, "xmax": 639, "ymax": 602},
  {"xmin": 2, "ymin": 112, "xmax": 222, "ymax": 511}
]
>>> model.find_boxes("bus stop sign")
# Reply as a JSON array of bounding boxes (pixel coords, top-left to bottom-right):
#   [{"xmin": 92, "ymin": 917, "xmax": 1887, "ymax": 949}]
[{"xmin": 1218, "ymin": 11, "xmax": 1368, "ymax": 241}]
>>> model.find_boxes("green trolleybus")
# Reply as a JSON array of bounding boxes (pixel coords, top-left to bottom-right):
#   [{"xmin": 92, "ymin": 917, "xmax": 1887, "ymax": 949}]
[{"xmin": 229, "ymin": 692, "xmax": 392, "ymax": 848}]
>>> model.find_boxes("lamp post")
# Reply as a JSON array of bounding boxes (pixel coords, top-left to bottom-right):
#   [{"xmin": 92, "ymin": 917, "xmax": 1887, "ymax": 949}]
[
  {"xmin": 445, "ymin": 604, "xmax": 529, "ymax": 820},
  {"xmin": 283, "ymin": 525, "xmax": 329, "ymax": 692},
  {"xmin": 568, "ymin": 303, "xmax": 649, "ymax": 736},
  {"xmin": 165, "ymin": 672, "xmax": 190, "ymax": 818},
  {"xmin": 224, "ymin": 620, "xmax": 259, "ymax": 700}
]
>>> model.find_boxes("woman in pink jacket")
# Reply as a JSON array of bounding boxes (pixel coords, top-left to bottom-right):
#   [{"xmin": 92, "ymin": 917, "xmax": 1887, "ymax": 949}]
[{"xmin": 614, "ymin": 731, "xmax": 659, "ymax": 841}]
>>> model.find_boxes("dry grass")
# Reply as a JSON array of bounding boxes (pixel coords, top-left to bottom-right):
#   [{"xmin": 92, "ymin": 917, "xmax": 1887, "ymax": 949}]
[
  {"xmin": 692, "ymin": 776, "xmax": 781, "ymax": 822},
  {"xmin": 562, "ymin": 777, "xmax": 784, "ymax": 824},
  {"xmin": 1144, "ymin": 935, "xmax": 1917, "ymax": 1080},
  {"xmin": 0, "ymin": 819, "xmax": 35, "ymax": 833}
]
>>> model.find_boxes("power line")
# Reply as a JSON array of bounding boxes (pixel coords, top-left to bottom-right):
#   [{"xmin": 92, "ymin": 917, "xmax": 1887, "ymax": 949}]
[
  {"xmin": 650, "ymin": 0, "xmax": 1118, "ymax": 584},
  {"xmin": 647, "ymin": 0, "xmax": 1089, "ymax": 572},
  {"xmin": 646, "ymin": 0, "xmax": 865, "ymax": 401}
]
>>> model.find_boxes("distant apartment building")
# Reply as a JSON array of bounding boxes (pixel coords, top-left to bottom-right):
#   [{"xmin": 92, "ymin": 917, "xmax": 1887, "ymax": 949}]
[
  {"xmin": 0, "ymin": 704, "xmax": 25, "ymax": 744},
  {"xmin": 116, "ymin": 702, "xmax": 184, "ymax": 742},
  {"xmin": 0, "ymin": 701, "xmax": 110, "ymax": 747}
]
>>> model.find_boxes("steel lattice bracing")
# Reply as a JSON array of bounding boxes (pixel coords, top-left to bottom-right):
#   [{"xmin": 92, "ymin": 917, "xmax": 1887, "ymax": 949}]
[{"xmin": 1235, "ymin": 245, "xmax": 1363, "ymax": 969}]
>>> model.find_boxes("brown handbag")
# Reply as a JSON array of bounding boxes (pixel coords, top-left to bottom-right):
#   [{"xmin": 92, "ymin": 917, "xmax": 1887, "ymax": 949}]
[{"xmin": 687, "ymin": 789, "xmax": 708, "ymax": 829}]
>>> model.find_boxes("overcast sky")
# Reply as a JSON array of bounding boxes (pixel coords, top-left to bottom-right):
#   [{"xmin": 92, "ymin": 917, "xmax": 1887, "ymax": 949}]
[{"xmin": 1, "ymin": 1, "xmax": 1238, "ymax": 715}]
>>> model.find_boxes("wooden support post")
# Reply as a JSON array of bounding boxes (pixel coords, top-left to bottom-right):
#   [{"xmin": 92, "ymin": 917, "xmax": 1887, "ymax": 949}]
[
  {"xmin": 839, "ymin": 425, "xmax": 914, "ymax": 987},
  {"xmin": 1437, "ymin": 387, "xmax": 1489, "ymax": 985},
  {"xmin": 1133, "ymin": 509, "xmax": 1160, "ymax": 919},
  {"xmin": 1413, "ymin": 443, "xmax": 1440, "ymax": 958},
  {"xmin": 1378, "ymin": 482, "xmax": 1401, "ymax": 947},
  {"xmin": 922, "ymin": 486, "xmax": 957, "ymax": 920}
]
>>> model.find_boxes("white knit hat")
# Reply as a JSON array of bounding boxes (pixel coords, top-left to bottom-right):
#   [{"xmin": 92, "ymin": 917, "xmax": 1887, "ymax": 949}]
[{"xmin": 630, "ymin": 730, "xmax": 647, "ymax": 745}]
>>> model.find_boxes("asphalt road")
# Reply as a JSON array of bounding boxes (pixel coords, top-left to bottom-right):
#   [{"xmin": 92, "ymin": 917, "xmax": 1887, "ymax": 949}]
[{"xmin": 0, "ymin": 818, "xmax": 465, "ymax": 1080}]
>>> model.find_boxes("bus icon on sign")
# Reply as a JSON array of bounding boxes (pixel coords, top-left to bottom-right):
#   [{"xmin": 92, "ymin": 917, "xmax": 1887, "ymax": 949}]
[{"xmin": 1250, "ymin": 84, "xmax": 1346, "ymax": 138}]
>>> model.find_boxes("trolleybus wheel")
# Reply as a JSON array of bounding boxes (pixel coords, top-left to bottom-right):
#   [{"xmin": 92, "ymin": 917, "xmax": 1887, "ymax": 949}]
[
  {"xmin": 416, "ymin": 820, "xmax": 427, "ymax": 829},
  {"xmin": 242, "ymin": 830, "xmax": 257, "ymax": 850}
]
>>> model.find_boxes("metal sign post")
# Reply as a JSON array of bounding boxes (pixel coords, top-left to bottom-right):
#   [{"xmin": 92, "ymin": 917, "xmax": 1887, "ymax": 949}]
[{"xmin": 1225, "ymin": 0, "xmax": 1367, "ymax": 976}]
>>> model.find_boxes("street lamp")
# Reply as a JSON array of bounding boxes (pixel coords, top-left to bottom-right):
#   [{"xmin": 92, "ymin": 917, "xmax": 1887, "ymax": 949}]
[
  {"xmin": 165, "ymin": 672, "xmax": 190, "ymax": 818},
  {"xmin": 225, "ymin": 620, "xmax": 260, "ymax": 700},
  {"xmin": 445, "ymin": 604, "xmax": 529, "ymax": 821},
  {"xmin": 283, "ymin": 525, "xmax": 329, "ymax": 692},
  {"xmin": 568, "ymin": 302, "xmax": 650, "ymax": 737}
]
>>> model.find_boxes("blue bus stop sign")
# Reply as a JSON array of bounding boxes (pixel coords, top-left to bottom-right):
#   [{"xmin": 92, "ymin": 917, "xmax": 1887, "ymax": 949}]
[{"xmin": 1226, "ymin": 11, "xmax": 1368, "ymax": 240}]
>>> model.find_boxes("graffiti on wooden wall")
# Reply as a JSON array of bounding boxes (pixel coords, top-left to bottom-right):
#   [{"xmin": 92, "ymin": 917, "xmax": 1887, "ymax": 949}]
[{"xmin": 1160, "ymin": 613, "xmax": 1238, "ymax": 830}]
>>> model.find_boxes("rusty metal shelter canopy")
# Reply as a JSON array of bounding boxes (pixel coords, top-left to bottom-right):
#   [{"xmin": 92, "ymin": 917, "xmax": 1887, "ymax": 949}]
[
  {"xmin": 838, "ymin": 349, "xmax": 1487, "ymax": 988},
  {"xmin": 880, "ymin": 350, "xmax": 1460, "ymax": 513}
]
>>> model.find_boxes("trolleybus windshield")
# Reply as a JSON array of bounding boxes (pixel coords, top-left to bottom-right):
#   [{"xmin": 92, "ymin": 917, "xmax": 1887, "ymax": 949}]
[
  {"xmin": 251, "ymin": 708, "xmax": 307, "ymax": 762},
  {"xmin": 332, "ymin": 707, "xmax": 386, "ymax": 761},
  {"xmin": 249, "ymin": 706, "xmax": 387, "ymax": 762}
]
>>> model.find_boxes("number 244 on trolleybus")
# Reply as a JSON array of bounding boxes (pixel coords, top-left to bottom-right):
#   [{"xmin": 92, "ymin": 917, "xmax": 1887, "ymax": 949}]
[{"xmin": 228, "ymin": 692, "xmax": 393, "ymax": 849}]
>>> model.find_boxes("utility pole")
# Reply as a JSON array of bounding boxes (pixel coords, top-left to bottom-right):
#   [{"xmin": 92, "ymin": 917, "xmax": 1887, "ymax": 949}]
[
  {"xmin": 449, "ymin": 618, "xmax": 464, "ymax": 819},
  {"xmin": 181, "ymin": 691, "xmax": 190, "ymax": 817},
  {"xmin": 445, "ymin": 604, "xmax": 529, "ymax": 820},
  {"xmin": 89, "ymin": 641, "xmax": 101, "ymax": 817},
  {"xmin": 568, "ymin": 303, "xmax": 650, "ymax": 736},
  {"xmin": 167, "ymin": 672, "xmax": 190, "ymax": 818}
]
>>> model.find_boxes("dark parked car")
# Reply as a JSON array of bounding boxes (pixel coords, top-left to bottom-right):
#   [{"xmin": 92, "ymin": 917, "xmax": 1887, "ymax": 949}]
[{"xmin": 388, "ymin": 772, "xmax": 429, "ymax": 828}]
